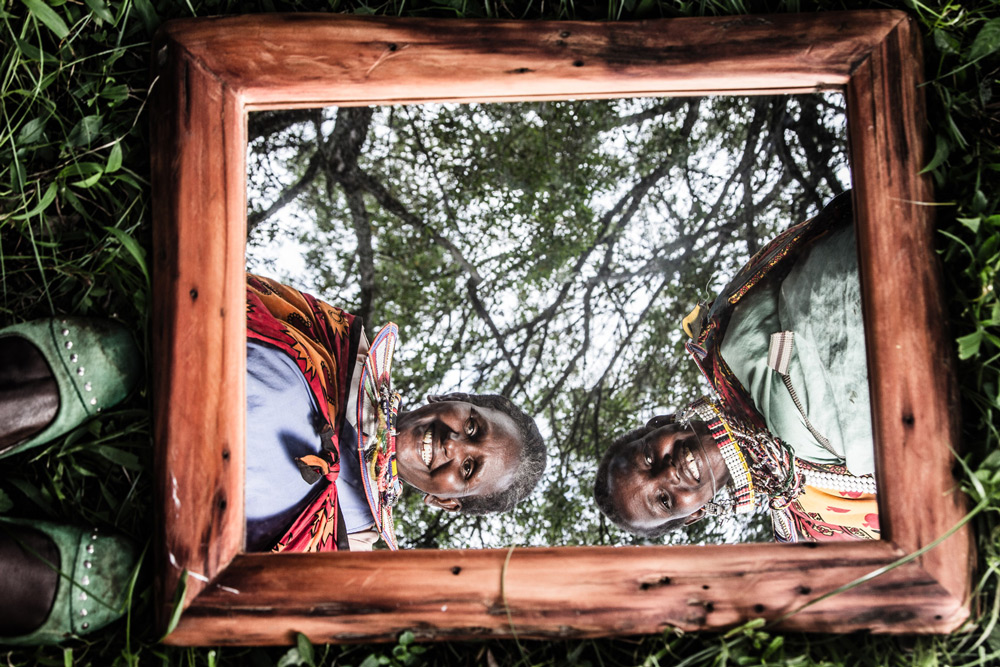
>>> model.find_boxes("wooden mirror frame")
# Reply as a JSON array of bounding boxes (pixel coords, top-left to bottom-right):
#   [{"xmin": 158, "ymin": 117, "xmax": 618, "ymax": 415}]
[{"xmin": 150, "ymin": 11, "xmax": 973, "ymax": 644}]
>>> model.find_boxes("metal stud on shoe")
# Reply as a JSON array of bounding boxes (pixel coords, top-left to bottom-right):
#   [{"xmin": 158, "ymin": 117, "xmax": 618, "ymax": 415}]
[
  {"xmin": 0, "ymin": 518, "xmax": 137, "ymax": 645},
  {"xmin": 0, "ymin": 317, "xmax": 141, "ymax": 460}
]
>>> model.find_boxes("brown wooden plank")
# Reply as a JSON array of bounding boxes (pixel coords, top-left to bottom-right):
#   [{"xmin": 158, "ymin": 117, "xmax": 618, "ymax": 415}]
[
  {"xmin": 161, "ymin": 12, "xmax": 903, "ymax": 104},
  {"xmin": 847, "ymin": 15, "xmax": 972, "ymax": 602},
  {"xmin": 151, "ymin": 38, "xmax": 246, "ymax": 624},
  {"xmin": 163, "ymin": 544, "xmax": 966, "ymax": 644}
]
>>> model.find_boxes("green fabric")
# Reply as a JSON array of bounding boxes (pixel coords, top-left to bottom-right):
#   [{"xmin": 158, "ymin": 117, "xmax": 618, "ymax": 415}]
[{"xmin": 719, "ymin": 223, "xmax": 874, "ymax": 476}]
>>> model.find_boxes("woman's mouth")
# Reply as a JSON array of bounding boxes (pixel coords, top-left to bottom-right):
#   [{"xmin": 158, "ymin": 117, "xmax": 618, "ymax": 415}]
[
  {"xmin": 683, "ymin": 443, "xmax": 700, "ymax": 483},
  {"xmin": 421, "ymin": 426, "xmax": 433, "ymax": 467}
]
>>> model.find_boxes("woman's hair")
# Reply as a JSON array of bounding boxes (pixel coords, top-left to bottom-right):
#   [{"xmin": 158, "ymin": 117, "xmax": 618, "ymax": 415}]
[
  {"xmin": 428, "ymin": 392, "xmax": 547, "ymax": 515},
  {"xmin": 592, "ymin": 422, "xmax": 689, "ymax": 539}
]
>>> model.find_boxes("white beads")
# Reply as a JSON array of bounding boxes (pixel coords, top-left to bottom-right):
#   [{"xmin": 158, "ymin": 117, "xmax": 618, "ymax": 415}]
[{"xmin": 803, "ymin": 470, "xmax": 877, "ymax": 494}]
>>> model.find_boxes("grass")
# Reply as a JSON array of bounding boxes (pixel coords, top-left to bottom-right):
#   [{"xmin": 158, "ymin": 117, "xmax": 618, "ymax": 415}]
[{"xmin": 1, "ymin": 0, "xmax": 999, "ymax": 664}]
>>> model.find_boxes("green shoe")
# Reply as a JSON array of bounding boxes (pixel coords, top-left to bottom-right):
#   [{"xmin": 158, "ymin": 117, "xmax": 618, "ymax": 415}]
[
  {"xmin": 0, "ymin": 317, "xmax": 141, "ymax": 459},
  {"xmin": 0, "ymin": 518, "xmax": 137, "ymax": 645}
]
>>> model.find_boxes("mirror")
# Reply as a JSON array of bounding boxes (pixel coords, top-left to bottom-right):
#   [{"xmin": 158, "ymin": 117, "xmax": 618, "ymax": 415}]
[
  {"xmin": 244, "ymin": 93, "xmax": 863, "ymax": 549},
  {"xmin": 151, "ymin": 12, "xmax": 970, "ymax": 644}
]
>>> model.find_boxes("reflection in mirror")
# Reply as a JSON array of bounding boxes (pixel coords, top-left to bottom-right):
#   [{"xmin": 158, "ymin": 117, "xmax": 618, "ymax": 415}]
[{"xmin": 245, "ymin": 94, "xmax": 863, "ymax": 551}]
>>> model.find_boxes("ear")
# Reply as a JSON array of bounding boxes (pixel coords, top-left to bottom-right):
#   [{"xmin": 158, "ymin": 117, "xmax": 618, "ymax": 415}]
[
  {"xmin": 424, "ymin": 494, "xmax": 462, "ymax": 512},
  {"xmin": 682, "ymin": 508, "xmax": 706, "ymax": 526},
  {"xmin": 646, "ymin": 414, "xmax": 675, "ymax": 429}
]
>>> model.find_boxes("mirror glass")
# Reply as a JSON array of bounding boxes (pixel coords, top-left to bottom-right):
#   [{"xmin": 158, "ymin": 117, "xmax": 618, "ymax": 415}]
[{"xmin": 245, "ymin": 93, "xmax": 862, "ymax": 550}]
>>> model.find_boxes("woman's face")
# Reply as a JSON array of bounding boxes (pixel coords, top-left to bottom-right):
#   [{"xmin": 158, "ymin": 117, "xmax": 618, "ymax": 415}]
[
  {"xmin": 394, "ymin": 400, "xmax": 521, "ymax": 510},
  {"xmin": 607, "ymin": 420, "xmax": 731, "ymax": 531}
]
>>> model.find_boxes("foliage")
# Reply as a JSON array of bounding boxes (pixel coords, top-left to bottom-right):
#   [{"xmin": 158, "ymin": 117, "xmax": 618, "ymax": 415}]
[
  {"xmin": 247, "ymin": 94, "xmax": 848, "ymax": 549},
  {"xmin": 0, "ymin": 0, "xmax": 997, "ymax": 665}
]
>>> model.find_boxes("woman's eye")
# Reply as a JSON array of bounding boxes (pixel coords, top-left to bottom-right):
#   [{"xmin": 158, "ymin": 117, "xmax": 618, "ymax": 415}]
[
  {"xmin": 643, "ymin": 444, "xmax": 653, "ymax": 467},
  {"xmin": 465, "ymin": 420, "xmax": 478, "ymax": 437},
  {"xmin": 462, "ymin": 459, "xmax": 475, "ymax": 478},
  {"xmin": 658, "ymin": 493, "xmax": 671, "ymax": 511}
]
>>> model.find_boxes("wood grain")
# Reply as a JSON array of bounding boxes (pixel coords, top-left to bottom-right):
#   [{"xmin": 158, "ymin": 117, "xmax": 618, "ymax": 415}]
[
  {"xmin": 150, "ymin": 10, "xmax": 972, "ymax": 644},
  {"xmin": 151, "ymin": 32, "xmax": 246, "ymax": 612},
  {"xmin": 847, "ymin": 15, "xmax": 972, "ymax": 601}
]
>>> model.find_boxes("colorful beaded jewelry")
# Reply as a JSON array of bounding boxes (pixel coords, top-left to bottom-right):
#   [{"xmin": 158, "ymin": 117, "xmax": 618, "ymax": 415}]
[{"xmin": 679, "ymin": 397, "xmax": 802, "ymax": 513}]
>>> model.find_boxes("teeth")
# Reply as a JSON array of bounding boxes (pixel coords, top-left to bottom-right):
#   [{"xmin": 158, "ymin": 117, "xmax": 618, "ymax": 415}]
[
  {"xmin": 685, "ymin": 449, "xmax": 699, "ymax": 481},
  {"xmin": 421, "ymin": 427, "xmax": 433, "ymax": 466}
]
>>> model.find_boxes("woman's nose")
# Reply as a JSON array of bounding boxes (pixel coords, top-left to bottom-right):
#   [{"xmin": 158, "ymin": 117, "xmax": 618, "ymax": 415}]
[{"xmin": 441, "ymin": 431, "xmax": 462, "ymax": 459}]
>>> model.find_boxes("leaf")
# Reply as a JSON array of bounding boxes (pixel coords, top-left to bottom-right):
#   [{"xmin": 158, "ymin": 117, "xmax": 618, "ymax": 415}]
[
  {"xmin": 94, "ymin": 445, "xmax": 143, "ymax": 471},
  {"xmin": 958, "ymin": 330, "xmax": 982, "ymax": 361},
  {"xmin": 74, "ymin": 169, "xmax": 103, "ymax": 188},
  {"xmin": 131, "ymin": 0, "xmax": 159, "ymax": 35},
  {"xmin": 161, "ymin": 570, "xmax": 188, "ymax": 640},
  {"xmin": 0, "ymin": 487, "xmax": 12, "ymax": 513},
  {"xmin": 17, "ymin": 117, "xmax": 46, "ymax": 145},
  {"xmin": 10, "ymin": 154, "xmax": 25, "ymax": 193},
  {"xmin": 21, "ymin": 0, "xmax": 70, "ymax": 39},
  {"xmin": 276, "ymin": 648, "xmax": 304, "ymax": 667},
  {"xmin": 986, "ymin": 302, "xmax": 1000, "ymax": 327},
  {"xmin": 104, "ymin": 225, "xmax": 150, "ymax": 284},
  {"xmin": 973, "ymin": 189, "xmax": 988, "ymax": 214},
  {"xmin": 359, "ymin": 655, "xmax": 381, "ymax": 667},
  {"xmin": 933, "ymin": 29, "xmax": 960, "ymax": 55},
  {"xmin": 83, "ymin": 0, "xmax": 114, "ymax": 23},
  {"xmin": 957, "ymin": 217, "xmax": 981, "ymax": 234},
  {"xmin": 296, "ymin": 633, "xmax": 316, "ymax": 667},
  {"xmin": 968, "ymin": 18, "xmax": 1000, "ymax": 64},
  {"xmin": 99, "ymin": 83, "xmax": 130, "ymax": 104},
  {"xmin": 11, "ymin": 181, "xmax": 57, "ymax": 220},
  {"xmin": 15, "ymin": 38, "xmax": 46, "ymax": 61},
  {"xmin": 919, "ymin": 134, "xmax": 949, "ymax": 174},
  {"xmin": 106, "ymin": 141, "xmax": 122, "ymax": 173},
  {"xmin": 8, "ymin": 477, "xmax": 54, "ymax": 514},
  {"xmin": 67, "ymin": 115, "xmax": 103, "ymax": 147}
]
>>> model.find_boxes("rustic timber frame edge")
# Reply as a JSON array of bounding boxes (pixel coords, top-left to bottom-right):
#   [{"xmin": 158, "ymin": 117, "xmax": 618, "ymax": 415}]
[{"xmin": 150, "ymin": 10, "xmax": 973, "ymax": 644}]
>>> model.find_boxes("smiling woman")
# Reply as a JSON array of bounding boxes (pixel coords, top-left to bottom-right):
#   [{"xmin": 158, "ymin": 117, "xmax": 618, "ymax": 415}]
[
  {"xmin": 243, "ymin": 272, "xmax": 546, "ymax": 552},
  {"xmin": 601, "ymin": 420, "xmax": 727, "ymax": 533},
  {"xmin": 395, "ymin": 400, "xmax": 520, "ymax": 510},
  {"xmin": 595, "ymin": 191, "xmax": 881, "ymax": 544}
]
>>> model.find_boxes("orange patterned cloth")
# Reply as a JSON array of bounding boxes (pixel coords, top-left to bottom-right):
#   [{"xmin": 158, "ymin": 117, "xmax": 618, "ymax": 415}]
[
  {"xmin": 788, "ymin": 483, "xmax": 879, "ymax": 541},
  {"xmin": 246, "ymin": 273, "xmax": 358, "ymax": 552}
]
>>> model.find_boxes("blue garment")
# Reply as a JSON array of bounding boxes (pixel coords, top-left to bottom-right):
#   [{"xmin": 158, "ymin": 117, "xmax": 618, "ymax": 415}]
[{"xmin": 245, "ymin": 341, "xmax": 373, "ymax": 551}]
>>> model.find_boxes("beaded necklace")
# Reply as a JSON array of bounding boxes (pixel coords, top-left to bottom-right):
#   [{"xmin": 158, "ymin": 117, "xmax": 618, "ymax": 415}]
[
  {"xmin": 357, "ymin": 323, "xmax": 402, "ymax": 550},
  {"xmin": 678, "ymin": 397, "xmax": 801, "ymax": 513}
]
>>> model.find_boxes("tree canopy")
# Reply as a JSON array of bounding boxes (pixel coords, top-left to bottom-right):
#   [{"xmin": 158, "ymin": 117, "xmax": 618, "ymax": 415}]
[{"xmin": 246, "ymin": 94, "xmax": 850, "ymax": 549}]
